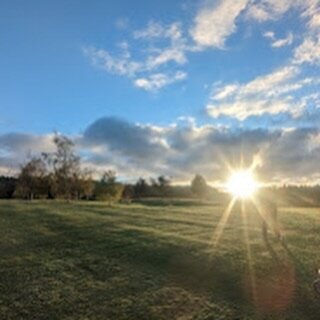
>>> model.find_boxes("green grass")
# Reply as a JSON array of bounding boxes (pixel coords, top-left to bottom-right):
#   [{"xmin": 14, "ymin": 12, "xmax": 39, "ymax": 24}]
[{"xmin": 0, "ymin": 200, "xmax": 319, "ymax": 319}]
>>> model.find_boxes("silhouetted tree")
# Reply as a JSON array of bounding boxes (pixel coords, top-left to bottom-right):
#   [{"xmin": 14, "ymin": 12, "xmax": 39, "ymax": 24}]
[
  {"xmin": 0, "ymin": 176, "xmax": 17, "ymax": 198},
  {"xmin": 191, "ymin": 174, "xmax": 208, "ymax": 199},
  {"xmin": 134, "ymin": 178, "xmax": 149, "ymax": 198},
  {"xmin": 101, "ymin": 170, "xmax": 116, "ymax": 184},
  {"xmin": 157, "ymin": 175, "xmax": 171, "ymax": 196}
]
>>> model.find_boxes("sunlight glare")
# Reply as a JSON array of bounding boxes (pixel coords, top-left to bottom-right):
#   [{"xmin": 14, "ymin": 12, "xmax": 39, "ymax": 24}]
[{"xmin": 226, "ymin": 170, "xmax": 258, "ymax": 199}]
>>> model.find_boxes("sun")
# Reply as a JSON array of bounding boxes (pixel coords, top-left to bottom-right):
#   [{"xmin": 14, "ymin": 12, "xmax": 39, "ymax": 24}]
[{"xmin": 226, "ymin": 169, "xmax": 259, "ymax": 199}]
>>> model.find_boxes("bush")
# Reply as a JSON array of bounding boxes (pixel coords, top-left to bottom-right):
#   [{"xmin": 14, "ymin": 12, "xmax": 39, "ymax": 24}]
[{"xmin": 94, "ymin": 182, "xmax": 124, "ymax": 203}]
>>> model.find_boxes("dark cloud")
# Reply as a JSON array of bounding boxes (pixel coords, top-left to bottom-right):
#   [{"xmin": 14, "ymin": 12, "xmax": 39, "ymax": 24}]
[
  {"xmin": 1, "ymin": 118, "xmax": 320, "ymax": 184},
  {"xmin": 82, "ymin": 117, "xmax": 168, "ymax": 161}
]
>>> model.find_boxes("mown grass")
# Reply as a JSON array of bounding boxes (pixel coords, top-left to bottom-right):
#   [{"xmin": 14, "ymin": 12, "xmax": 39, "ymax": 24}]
[{"xmin": 0, "ymin": 200, "xmax": 319, "ymax": 319}]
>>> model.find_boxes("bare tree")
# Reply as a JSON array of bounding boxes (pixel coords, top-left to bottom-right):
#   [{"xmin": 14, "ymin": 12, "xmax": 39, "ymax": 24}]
[{"xmin": 43, "ymin": 134, "xmax": 80, "ymax": 199}]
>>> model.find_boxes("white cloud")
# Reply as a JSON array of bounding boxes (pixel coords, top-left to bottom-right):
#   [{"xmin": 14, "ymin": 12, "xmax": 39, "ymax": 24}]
[
  {"xmin": 292, "ymin": 0, "xmax": 320, "ymax": 65},
  {"xmin": 212, "ymin": 66, "xmax": 298, "ymax": 99},
  {"xmin": 294, "ymin": 36, "xmax": 320, "ymax": 65},
  {"xmin": 264, "ymin": 31, "xmax": 293, "ymax": 48},
  {"xmin": 207, "ymin": 65, "xmax": 318, "ymax": 120},
  {"xmin": 246, "ymin": 4, "xmax": 271, "ymax": 22},
  {"xmin": 83, "ymin": 46, "xmax": 142, "ymax": 77},
  {"xmin": 84, "ymin": 21, "xmax": 190, "ymax": 91},
  {"xmin": 190, "ymin": 0, "xmax": 250, "ymax": 48},
  {"xmin": 146, "ymin": 46, "xmax": 188, "ymax": 69},
  {"xmin": 213, "ymin": 84, "xmax": 239, "ymax": 101},
  {"xmin": 207, "ymin": 97, "xmax": 299, "ymax": 120},
  {"xmin": 271, "ymin": 33, "xmax": 293, "ymax": 48},
  {"xmin": 303, "ymin": 0, "xmax": 320, "ymax": 30},
  {"xmin": 134, "ymin": 71, "xmax": 187, "ymax": 91},
  {"xmin": 247, "ymin": 0, "xmax": 302, "ymax": 22},
  {"xmin": 263, "ymin": 31, "xmax": 275, "ymax": 39},
  {"xmin": 308, "ymin": 10, "xmax": 320, "ymax": 29},
  {"xmin": 84, "ymin": 0, "xmax": 320, "ymax": 94},
  {"xmin": 134, "ymin": 21, "xmax": 189, "ymax": 70},
  {"xmin": 246, "ymin": 0, "xmax": 320, "ymax": 41},
  {"xmin": 133, "ymin": 21, "xmax": 182, "ymax": 41}
]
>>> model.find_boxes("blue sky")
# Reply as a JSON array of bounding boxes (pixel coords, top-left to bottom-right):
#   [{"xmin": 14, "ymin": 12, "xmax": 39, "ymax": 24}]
[{"xmin": 1, "ymin": 0, "xmax": 320, "ymax": 183}]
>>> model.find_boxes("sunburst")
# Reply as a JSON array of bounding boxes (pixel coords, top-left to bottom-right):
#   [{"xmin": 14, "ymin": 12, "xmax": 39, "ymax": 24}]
[{"xmin": 226, "ymin": 169, "xmax": 259, "ymax": 199}]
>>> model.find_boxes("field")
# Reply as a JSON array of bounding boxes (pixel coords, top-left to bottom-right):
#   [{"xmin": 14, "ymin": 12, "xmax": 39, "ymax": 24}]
[{"xmin": 0, "ymin": 200, "xmax": 319, "ymax": 319}]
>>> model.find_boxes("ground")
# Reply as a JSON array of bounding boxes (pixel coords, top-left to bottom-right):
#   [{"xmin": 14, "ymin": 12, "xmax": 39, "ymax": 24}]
[{"xmin": 0, "ymin": 199, "xmax": 319, "ymax": 319}]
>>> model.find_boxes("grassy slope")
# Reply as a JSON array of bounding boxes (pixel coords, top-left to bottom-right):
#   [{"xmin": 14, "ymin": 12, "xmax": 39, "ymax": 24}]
[{"xmin": 0, "ymin": 200, "xmax": 319, "ymax": 319}]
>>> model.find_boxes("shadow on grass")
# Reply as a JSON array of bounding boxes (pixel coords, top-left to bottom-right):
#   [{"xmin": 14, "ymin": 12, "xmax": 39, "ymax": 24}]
[
  {"xmin": 133, "ymin": 198, "xmax": 216, "ymax": 207},
  {"xmin": 1, "ymin": 202, "xmax": 320, "ymax": 319}
]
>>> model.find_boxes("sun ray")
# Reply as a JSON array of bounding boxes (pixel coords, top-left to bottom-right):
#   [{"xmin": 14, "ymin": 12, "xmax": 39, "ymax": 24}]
[
  {"xmin": 211, "ymin": 197, "xmax": 237, "ymax": 248},
  {"xmin": 241, "ymin": 201, "xmax": 258, "ymax": 306},
  {"xmin": 251, "ymin": 196, "xmax": 273, "ymax": 230}
]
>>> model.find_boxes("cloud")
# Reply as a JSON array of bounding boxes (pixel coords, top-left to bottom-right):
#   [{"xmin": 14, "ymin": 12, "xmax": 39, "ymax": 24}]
[
  {"xmin": 263, "ymin": 127, "xmax": 320, "ymax": 182},
  {"xmin": 135, "ymin": 22, "xmax": 189, "ymax": 71},
  {"xmin": 82, "ymin": 117, "xmax": 169, "ymax": 160},
  {"xmin": 292, "ymin": 0, "xmax": 320, "ymax": 66},
  {"xmin": 133, "ymin": 21, "xmax": 183, "ymax": 41},
  {"xmin": 3, "ymin": 118, "xmax": 320, "ymax": 184},
  {"xmin": 145, "ymin": 46, "xmax": 188, "ymax": 70},
  {"xmin": 84, "ymin": 20, "xmax": 189, "ymax": 91},
  {"xmin": 190, "ymin": 0, "xmax": 250, "ymax": 48},
  {"xmin": 134, "ymin": 71, "xmax": 187, "ymax": 91},
  {"xmin": 272, "ymin": 33, "xmax": 293, "ymax": 48},
  {"xmin": 70, "ymin": 120, "xmax": 320, "ymax": 184},
  {"xmin": 83, "ymin": 46, "xmax": 142, "ymax": 77},
  {"xmin": 246, "ymin": 0, "xmax": 296, "ymax": 22},
  {"xmin": 0, "ymin": 133, "xmax": 55, "ymax": 174},
  {"xmin": 84, "ymin": 0, "xmax": 319, "ymax": 94},
  {"xmin": 77, "ymin": 117, "xmax": 320, "ymax": 183},
  {"xmin": 245, "ymin": 0, "xmax": 320, "ymax": 23},
  {"xmin": 206, "ymin": 65, "xmax": 319, "ymax": 120},
  {"xmin": 294, "ymin": 36, "xmax": 320, "ymax": 65},
  {"xmin": 264, "ymin": 31, "xmax": 293, "ymax": 48}
]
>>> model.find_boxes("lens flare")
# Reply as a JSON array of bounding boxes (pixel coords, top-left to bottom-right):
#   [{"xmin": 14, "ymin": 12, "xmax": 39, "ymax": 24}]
[{"xmin": 226, "ymin": 170, "xmax": 258, "ymax": 199}]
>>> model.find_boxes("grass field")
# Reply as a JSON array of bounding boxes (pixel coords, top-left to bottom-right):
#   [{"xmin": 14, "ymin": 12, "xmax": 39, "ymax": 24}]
[{"xmin": 0, "ymin": 200, "xmax": 319, "ymax": 319}]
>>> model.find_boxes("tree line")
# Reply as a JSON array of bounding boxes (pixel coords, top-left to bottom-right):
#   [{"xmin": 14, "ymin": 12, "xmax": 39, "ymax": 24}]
[
  {"xmin": 2, "ymin": 134, "xmax": 320, "ymax": 205},
  {"xmin": 0, "ymin": 134, "xmax": 216, "ymax": 202}
]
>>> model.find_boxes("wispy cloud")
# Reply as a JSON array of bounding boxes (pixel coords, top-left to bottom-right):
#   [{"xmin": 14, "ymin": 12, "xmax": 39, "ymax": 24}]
[
  {"xmin": 264, "ymin": 31, "xmax": 293, "ymax": 48},
  {"xmin": 83, "ymin": 46, "xmax": 142, "ymax": 77},
  {"xmin": 133, "ymin": 21, "xmax": 182, "ymax": 41},
  {"xmin": 84, "ymin": 21, "xmax": 189, "ymax": 91},
  {"xmin": 246, "ymin": 0, "xmax": 295, "ymax": 22},
  {"xmin": 83, "ymin": 0, "xmax": 320, "ymax": 100},
  {"xmin": 207, "ymin": 66, "xmax": 318, "ymax": 120},
  {"xmin": 134, "ymin": 71, "xmax": 187, "ymax": 92}
]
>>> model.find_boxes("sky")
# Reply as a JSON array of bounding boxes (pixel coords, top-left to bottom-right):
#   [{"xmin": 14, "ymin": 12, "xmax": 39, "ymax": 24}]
[{"xmin": 0, "ymin": 0, "xmax": 320, "ymax": 184}]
